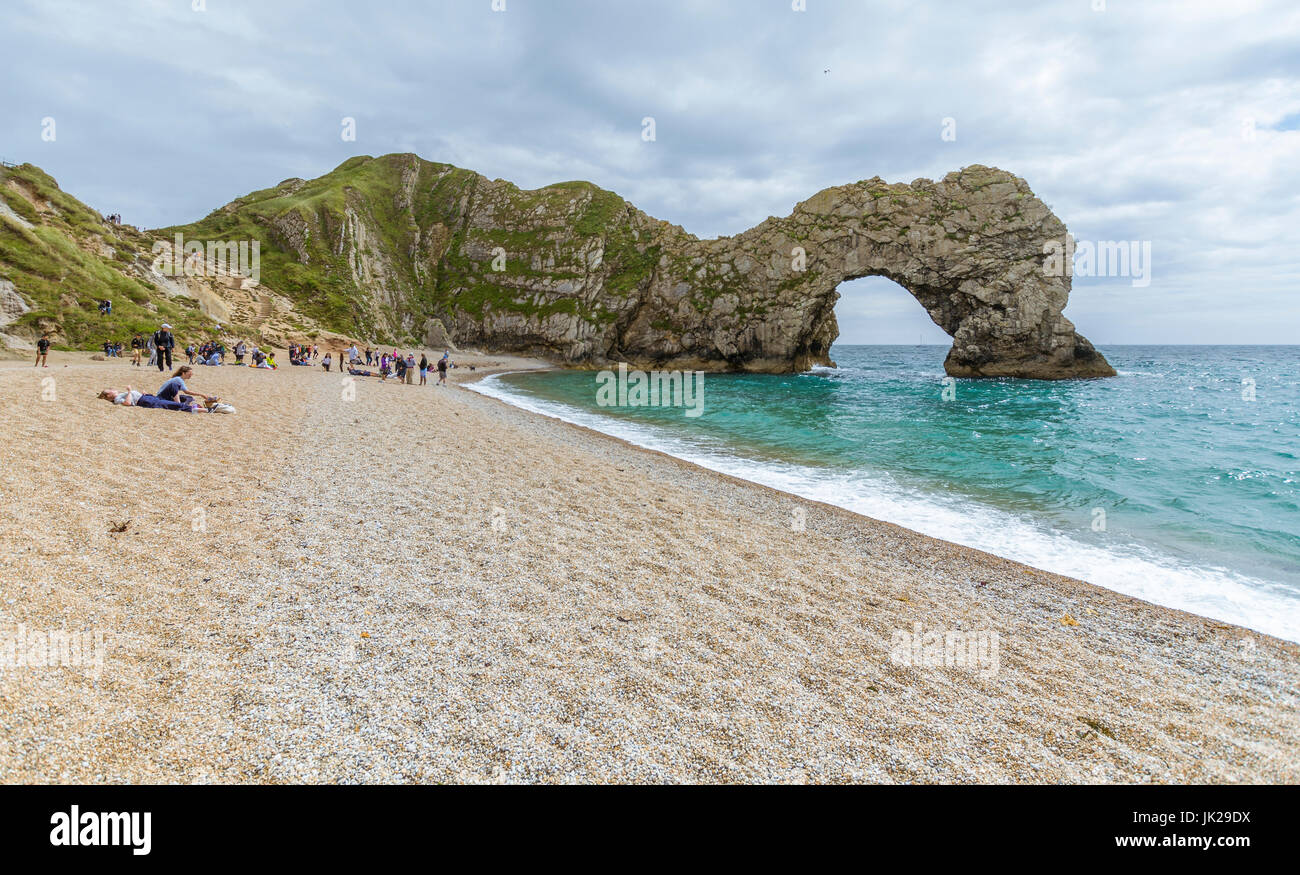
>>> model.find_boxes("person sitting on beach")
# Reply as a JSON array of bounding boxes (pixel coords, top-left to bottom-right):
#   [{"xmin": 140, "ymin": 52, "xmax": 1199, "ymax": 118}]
[
  {"xmin": 157, "ymin": 366, "xmax": 217, "ymax": 407},
  {"xmin": 322, "ymin": 353, "xmax": 332, "ymax": 372},
  {"xmin": 263, "ymin": 352, "xmax": 278, "ymax": 369}
]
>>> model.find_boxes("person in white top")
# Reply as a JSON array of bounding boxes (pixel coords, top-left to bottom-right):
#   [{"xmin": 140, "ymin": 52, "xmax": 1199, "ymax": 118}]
[{"xmin": 98, "ymin": 387, "xmax": 143, "ymax": 406}]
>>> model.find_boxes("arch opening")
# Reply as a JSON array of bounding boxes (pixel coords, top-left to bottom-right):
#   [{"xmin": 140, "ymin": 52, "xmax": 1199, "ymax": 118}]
[{"xmin": 832, "ymin": 275, "xmax": 954, "ymax": 348}]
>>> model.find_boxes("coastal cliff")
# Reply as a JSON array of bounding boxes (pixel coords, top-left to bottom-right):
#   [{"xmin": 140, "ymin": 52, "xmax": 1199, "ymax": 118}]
[
  {"xmin": 3, "ymin": 155, "xmax": 1113, "ymax": 378},
  {"xmin": 171, "ymin": 153, "xmax": 1111, "ymax": 378}
]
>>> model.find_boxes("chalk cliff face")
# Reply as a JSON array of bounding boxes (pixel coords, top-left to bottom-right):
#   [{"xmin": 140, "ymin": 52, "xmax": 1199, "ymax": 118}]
[{"xmin": 170, "ymin": 154, "xmax": 1114, "ymax": 378}]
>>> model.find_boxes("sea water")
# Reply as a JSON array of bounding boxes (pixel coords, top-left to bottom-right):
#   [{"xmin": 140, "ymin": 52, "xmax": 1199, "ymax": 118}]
[{"xmin": 470, "ymin": 345, "xmax": 1300, "ymax": 642}]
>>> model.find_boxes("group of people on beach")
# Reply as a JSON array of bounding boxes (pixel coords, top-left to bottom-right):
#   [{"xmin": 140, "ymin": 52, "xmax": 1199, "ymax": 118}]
[
  {"xmin": 287, "ymin": 341, "xmax": 456, "ymax": 386},
  {"xmin": 288, "ymin": 342, "xmax": 324, "ymax": 366},
  {"xmin": 346, "ymin": 349, "xmax": 453, "ymax": 386},
  {"xmin": 43, "ymin": 320, "xmax": 458, "ymax": 389}
]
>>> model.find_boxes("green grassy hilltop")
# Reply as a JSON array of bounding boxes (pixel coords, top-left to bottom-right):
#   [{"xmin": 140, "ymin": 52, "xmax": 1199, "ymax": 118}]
[{"xmin": 0, "ymin": 164, "xmax": 211, "ymax": 349}]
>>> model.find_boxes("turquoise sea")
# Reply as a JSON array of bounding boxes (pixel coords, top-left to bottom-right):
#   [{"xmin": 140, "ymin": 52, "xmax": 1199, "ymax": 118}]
[{"xmin": 471, "ymin": 345, "xmax": 1300, "ymax": 642}]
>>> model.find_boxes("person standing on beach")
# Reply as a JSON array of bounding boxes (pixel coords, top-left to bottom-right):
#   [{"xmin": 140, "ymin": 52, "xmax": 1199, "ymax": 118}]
[
  {"xmin": 153, "ymin": 323, "xmax": 175, "ymax": 373},
  {"xmin": 35, "ymin": 332, "xmax": 51, "ymax": 367},
  {"xmin": 419, "ymin": 354, "xmax": 429, "ymax": 386},
  {"xmin": 131, "ymin": 332, "xmax": 144, "ymax": 366},
  {"xmin": 157, "ymin": 365, "xmax": 216, "ymax": 406},
  {"xmin": 404, "ymin": 353, "xmax": 416, "ymax": 384},
  {"xmin": 436, "ymin": 354, "xmax": 448, "ymax": 385}
]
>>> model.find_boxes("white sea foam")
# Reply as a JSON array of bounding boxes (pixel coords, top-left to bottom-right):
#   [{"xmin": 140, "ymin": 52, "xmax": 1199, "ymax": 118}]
[{"xmin": 470, "ymin": 373, "xmax": 1300, "ymax": 643}]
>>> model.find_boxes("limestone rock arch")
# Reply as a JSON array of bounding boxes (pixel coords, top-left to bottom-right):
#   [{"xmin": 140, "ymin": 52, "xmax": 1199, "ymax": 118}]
[{"xmin": 616, "ymin": 165, "xmax": 1114, "ymax": 379}]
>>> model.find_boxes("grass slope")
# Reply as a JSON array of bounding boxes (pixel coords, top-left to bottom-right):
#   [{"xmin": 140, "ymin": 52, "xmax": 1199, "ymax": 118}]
[{"xmin": 0, "ymin": 164, "xmax": 209, "ymax": 350}]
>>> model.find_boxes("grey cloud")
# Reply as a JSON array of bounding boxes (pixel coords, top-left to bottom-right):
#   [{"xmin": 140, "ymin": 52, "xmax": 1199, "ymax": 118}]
[{"xmin": 1, "ymin": 0, "xmax": 1297, "ymax": 343}]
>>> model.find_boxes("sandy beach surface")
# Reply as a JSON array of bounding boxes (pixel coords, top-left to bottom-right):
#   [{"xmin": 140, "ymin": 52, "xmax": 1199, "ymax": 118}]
[{"xmin": 1, "ymin": 349, "xmax": 1297, "ymax": 784}]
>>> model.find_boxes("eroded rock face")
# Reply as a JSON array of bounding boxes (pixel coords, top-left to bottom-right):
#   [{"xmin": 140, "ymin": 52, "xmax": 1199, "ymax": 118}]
[
  {"xmin": 0, "ymin": 279, "xmax": 30, "ymax": 327},
  {"xmin": 652, "ymin": 164, "xmax": 1117, "ymax": 379},
  {"xmin": 455, "ymin": 164, "xmax": 1112, "ymax": 378},
  {"xmin": 184, "ymin": 155, "xmax": 1113, "ymax": 378}
]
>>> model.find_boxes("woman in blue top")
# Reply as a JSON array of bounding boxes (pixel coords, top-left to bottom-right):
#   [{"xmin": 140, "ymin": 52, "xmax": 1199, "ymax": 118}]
[{"xmin": 157, "ymin": 366, "xmax": 216, "ymax": 406}]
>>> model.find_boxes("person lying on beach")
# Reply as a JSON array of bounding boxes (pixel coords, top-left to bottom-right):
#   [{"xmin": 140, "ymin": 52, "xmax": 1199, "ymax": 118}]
[
  {"xmin": 98, "ymin": 387, "xmax": 143, "ymax": 406},
  {"xmin": 348, "ymin": 367, "xmax": 375, "ymax": 377},
  {"xmin": 157, "ymin": 366, "xmax": 217, "ymax": 406}
]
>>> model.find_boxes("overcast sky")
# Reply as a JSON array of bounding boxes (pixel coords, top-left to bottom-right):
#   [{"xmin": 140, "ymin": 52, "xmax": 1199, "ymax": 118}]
[{"xmin": 3, "ymin": 0, "xmax": 1297, "ymax": 343}]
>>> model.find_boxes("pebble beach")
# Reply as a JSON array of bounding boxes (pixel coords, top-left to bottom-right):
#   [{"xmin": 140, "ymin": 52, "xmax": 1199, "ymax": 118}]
[{"xmin": 1, "ymin": 352, "xmax": 1297, "ymax": 784}]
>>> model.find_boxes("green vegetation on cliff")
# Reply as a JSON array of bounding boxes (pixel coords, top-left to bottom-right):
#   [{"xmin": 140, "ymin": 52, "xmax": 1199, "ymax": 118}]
[
  {"xmin": 166, "ymin": 153, "xmax": 659, "ymax": 343},
  {"xmin": 0, "ymin": 164, "xmax": 208, "ymax": 348}
]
